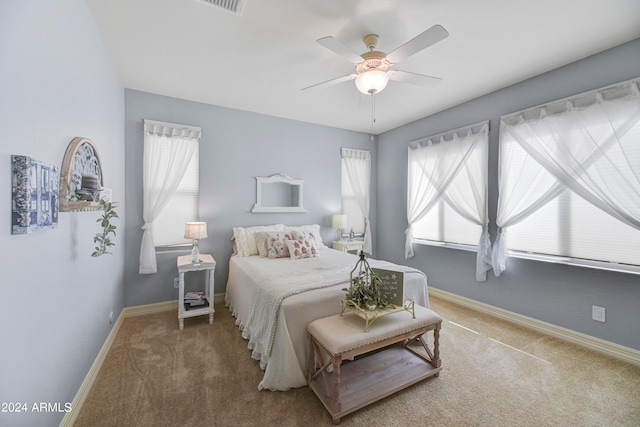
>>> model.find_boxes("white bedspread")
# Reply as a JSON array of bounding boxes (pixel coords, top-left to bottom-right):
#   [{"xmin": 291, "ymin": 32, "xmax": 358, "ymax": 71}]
[{"xmin": 225, "ymin": 248, "xmax": 429, "ymax": 391}]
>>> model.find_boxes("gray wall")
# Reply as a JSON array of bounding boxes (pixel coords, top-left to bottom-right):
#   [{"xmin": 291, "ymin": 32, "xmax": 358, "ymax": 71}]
[
  {"xmin": 123, "ymin": 91, "xmax": 376, "ymax": 306},
  {"xmin": 377, "ymin": 38, "xmax": 640, "ymax": 351},
  {"xmin": 0, "ymin": 2, "xmax": 125, "ymax": 426}
]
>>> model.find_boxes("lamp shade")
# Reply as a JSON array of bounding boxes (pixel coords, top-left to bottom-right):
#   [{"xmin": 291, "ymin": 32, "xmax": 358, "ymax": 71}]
[
  {"xmin": 332, "ymin": 214, "xmax": 348, "ymax": 229},
  {"xmin": 355, "ymin": 69, "xmax": 389, "ymax": 95},
  {"xmin": 184, "ymin": 222, "xmax": 208, "ymax": 240}
]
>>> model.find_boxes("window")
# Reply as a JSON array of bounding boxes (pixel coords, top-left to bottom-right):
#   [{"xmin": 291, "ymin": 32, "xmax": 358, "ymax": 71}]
[
  {"xmin": 406, "ymin": 122, "xmax": 492, "ymax": 280},
  {"xmin": 341, "ymin": 148, "xmax": 372, "ymax": 253},
  {"xmin": 139, "ymin": 120, "xmax": 201, "ymax": 274},
  {"xmin": 412, "ymin": 200, "xmax": 482, "ymax": 247},
  {"xmin": 494, "ymin": 78, "xmax": 640, "ymax": 275}
]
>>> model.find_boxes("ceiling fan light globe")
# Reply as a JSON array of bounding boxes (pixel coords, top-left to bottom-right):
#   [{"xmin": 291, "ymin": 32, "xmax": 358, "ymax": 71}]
[{"xmin": 355, "ymin": 70, "xmax": 389, "ymax": 95}]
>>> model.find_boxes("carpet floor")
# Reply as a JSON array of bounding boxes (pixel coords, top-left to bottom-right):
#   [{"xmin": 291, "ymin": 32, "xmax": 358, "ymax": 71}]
[{"xmin": 74, "ymin": 295, "xmax": 640, "ymax": 426}]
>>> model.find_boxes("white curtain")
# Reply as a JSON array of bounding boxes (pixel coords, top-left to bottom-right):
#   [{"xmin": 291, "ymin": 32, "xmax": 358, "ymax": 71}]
[
  {"xmin": 341, "ymin": 148, "xmax": 372, "ymax": 254},
  {"xmin": 139, "ymin": 120, "xmax": 200, "ymax": 274},
  {"xmin": 406, "ymin": 123, "xmax": 492, "ymax": 281},
  {"xmin": 493, "ymin": 79, "xmax": 640, "ymax": 275}
]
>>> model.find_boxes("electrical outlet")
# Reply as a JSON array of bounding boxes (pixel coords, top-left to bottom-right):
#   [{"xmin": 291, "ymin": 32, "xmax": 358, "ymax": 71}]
[
  {"xmin": 174, "ymin": 278, "xmax": 180, "ymax": 288},
  {"xmin": 592, "ymin": 306, "xmax": 606, "ymax": 322}
]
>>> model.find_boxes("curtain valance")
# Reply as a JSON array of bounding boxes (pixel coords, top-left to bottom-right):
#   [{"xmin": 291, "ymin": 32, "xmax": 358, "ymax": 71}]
[
  {"xmin": 501, "ymin": 78, "xmax": 639, "ymax": 126},
  {"xmin": 341, "ymin": 147, "xmax": 370, "ymax": 161},
  {"xmin": 409, "ymin": 121, "xmax": 489, "ymax": 150},
  {"xmin": 144, "ymin": 119, "xmax": 202, "ymax": 139}
]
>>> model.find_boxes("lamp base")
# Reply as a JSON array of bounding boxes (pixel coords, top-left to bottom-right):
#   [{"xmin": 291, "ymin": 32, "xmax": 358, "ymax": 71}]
[{"xmin": 191, "ymin": 240, "xmax": 200, "ymax": 263}]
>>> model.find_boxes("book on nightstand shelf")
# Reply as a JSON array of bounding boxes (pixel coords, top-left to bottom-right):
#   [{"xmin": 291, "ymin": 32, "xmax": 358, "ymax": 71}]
[
  {"xmin": 185, "ymin": 291, "xmax": 204, "ymax": 301},
  {"xmin": 184, "ymin": 298, "xmax": 209, "ymax": 311},
  {"xmin": 184, "ymin": 291, "xmax": 208, "ymax": 308}
]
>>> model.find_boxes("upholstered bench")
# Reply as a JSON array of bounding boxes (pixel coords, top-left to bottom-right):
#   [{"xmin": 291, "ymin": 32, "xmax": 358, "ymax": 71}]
[{"xmin": 307, "ymin": 304, "xmax": 442, "ymax": 424}]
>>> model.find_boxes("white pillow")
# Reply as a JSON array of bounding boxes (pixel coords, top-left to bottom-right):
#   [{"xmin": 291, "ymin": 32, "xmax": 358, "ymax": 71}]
[
  {"xmin": 286, "ymin": 238, "xmax": 319, "ymax": 260},
  {"xmin": 231, "ymin": 236, "xmax": 238, "ymax": 255},
  {"xmin": 232, "ymin": 224, "xmax": 287, "ymax": 256},
  {"xmin": 287, "ymin": 224, "xmax": 327, "ymax": 249}
]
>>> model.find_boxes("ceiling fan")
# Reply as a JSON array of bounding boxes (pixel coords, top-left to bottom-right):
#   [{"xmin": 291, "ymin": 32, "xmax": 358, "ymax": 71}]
[{"xmin": 302, "ymin": 24, "xmax": 449, "ymax": 95}]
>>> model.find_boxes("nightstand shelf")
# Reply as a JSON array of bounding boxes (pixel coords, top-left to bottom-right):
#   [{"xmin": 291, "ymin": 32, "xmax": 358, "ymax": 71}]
[{"xmin": 177, "ymin": 254, "xmax": 216, "ymax": 330}]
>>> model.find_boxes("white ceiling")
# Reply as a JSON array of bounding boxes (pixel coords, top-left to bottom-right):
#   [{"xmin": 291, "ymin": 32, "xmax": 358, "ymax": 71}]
[{"xmin": 86, "ymin": 0, "xmax": 640, "ymax": 134}]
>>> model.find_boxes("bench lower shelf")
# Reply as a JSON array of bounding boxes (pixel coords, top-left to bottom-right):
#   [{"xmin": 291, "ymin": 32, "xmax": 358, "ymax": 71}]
[{"xmin": 309, "ymin": 344, "xmax": 441, "ymax": 423}]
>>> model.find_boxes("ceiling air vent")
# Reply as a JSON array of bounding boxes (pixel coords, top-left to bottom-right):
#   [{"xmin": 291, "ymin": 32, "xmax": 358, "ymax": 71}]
[{"xmin": 194, "ymin": 0, "xmax": 246, "ymax": 16}]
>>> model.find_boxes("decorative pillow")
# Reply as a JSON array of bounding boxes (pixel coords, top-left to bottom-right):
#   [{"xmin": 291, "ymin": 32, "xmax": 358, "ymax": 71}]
[
  {"xmin": 254, "ymin": 232, "xmax": 270, "ymax": 257},
  {"xmin": 257, "ymin": 231, "xmax": 294, "ymax": 259},
  {"xmin": 254, "ymin": 230, "xmax": 293, "ymax": 258},
  {"xmin": 288, "ymin": 224, "xmax": 327, "ymax": 249},
  {"xmin": 232, "ymin": 224, "xmax": 287, "ymax": 256},
  {"xmin": 286, "ymin": 238, "xmax": 319, "ymax": 260}
]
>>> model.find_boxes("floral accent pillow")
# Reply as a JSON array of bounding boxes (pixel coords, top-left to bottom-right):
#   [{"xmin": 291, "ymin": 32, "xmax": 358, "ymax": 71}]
[
  {"xmin": 292, "ymin": 230, "xmax": 324, "ymax": 250},
  {"xmin": 288, "ymin": 224, "xmax": 327, "ymax": 249},
  {"xmin": 286, "ymin": 238, "xmax": 319, "ymax": 260},
  {"xmin": 257, "ymin": 231, "xmax": 294, "ymax": 259}
]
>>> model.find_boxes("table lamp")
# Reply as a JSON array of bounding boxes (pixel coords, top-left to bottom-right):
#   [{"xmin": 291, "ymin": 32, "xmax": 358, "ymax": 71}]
[
  {"xmin": 184, "ymin": 221, "xmax": 208, "ymax": 263},
  {"xmin": 332, "ymin": 214, "xmax": 347, "ymax": 241}
]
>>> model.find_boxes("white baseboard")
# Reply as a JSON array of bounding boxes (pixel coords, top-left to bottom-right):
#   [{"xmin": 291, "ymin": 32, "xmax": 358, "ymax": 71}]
[
  {"xmin": 60, "ymin": 293, "xmax": 226, "ymax": 426},
  {"xmin": 429, "ymin": 287, "xmax": 640, "ymax": 367},
  {"xmin": 59, "ymin": 311, "xmax": 126, "ymax": 427}
]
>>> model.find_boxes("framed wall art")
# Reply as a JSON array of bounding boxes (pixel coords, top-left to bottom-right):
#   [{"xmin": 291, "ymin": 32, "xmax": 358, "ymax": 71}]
[{"xmin": 11, "ymin": 155, "xmax": 59, "ymax": 234}]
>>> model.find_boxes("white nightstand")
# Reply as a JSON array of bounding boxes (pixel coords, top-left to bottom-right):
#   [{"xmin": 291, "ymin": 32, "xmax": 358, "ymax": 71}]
[
  {"xmin": 177, "ymin": 254, "xmax": 216, "ymax": 330},
  {"xmin": 332, "ymin": 240, "xmax": 364, "ymax": 255}
]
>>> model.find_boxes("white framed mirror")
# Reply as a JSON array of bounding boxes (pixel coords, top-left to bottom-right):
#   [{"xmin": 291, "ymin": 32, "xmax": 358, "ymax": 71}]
[{"xmin": 252, "ymin": 173, "xmax": 306, "ymax": 213}]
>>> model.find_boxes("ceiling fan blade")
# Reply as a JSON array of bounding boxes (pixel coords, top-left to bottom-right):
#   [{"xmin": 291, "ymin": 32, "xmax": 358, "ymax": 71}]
[
  {"xmin": 388, "ymin": 70, "xmax": 442, "ymax": 88},
  {"xmin": 301, "ymin": 74, "xmax": 357, "ymax": 91},
  {"xmin": 386, "ymin": 25, "xmax": 449, "ymax": 64},
  {"xmin": 317, "ymin": 36, "xmax": 364, "ymax": 64}
]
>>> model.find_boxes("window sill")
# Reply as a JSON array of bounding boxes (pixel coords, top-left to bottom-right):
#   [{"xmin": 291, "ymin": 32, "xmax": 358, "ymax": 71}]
[
  {"xmin": 508, "ymin": 251, "xmax": 640, "ymax": 275},
  {"xmin": 413, "ymin": 239, "xmax": 478, "ymax": 253},
  {"xmin": 413, "ymin": 241, "xmax": 640, "ymax": 275},
  {"xmin": 155, "ymin": 244, "xmax": 192, "ymax": 254}
]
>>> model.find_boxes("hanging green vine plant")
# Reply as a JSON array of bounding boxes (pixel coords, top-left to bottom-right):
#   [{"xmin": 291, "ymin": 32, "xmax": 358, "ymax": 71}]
[{"xmin": 92, "ymin": 198, "xmax": 119, "ymax": 257}]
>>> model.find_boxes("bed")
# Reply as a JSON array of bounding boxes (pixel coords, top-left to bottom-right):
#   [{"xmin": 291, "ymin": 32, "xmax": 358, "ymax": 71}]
[{"xmin": 225, "ymin": 224, "xmax": 430, "ymax": 391}]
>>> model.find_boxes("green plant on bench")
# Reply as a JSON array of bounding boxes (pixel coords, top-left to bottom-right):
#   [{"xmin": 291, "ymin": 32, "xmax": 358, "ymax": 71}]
[{"xmin": 342, "ymin": 251, "xmax": 390, "ymax": 311}]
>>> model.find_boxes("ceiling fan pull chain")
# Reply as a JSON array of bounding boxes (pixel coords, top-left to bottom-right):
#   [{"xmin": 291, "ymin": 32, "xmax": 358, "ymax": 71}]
[{"xmin": 371, "ymin": 93, "xmax": 376, "ymax": 135}]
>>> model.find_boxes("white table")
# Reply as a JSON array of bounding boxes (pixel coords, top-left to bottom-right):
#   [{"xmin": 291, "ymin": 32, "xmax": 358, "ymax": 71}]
[
  {"xmin": 177, "ymin": 254, "xmax": 216, "ymax": 330},
  {"xmin": 332, "ymin": 240, "xmax": 364, "ymax": 255}
]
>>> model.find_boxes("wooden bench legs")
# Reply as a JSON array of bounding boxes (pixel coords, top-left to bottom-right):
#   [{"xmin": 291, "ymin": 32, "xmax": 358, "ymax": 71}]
[
  {"xmin": 404, "ymin": 325, "xmax": 441, "ymax": 372},
  {"xmin": 308, "ymin": 322, "xmax": 442, "ymax": 424}
]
